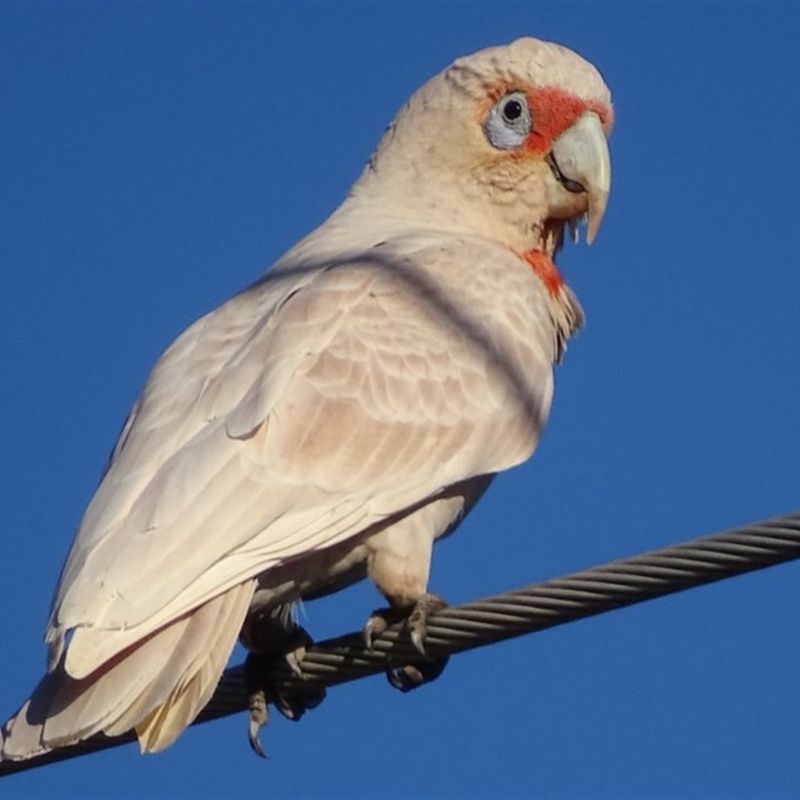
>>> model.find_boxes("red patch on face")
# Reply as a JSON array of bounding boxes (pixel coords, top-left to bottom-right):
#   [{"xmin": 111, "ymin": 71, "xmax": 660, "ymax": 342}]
[
  {"xmin": 523, "ymin": 87, "xmax": 612, "ymax": 155},
  {"xmin": 480, "ymin": 82, "xmax": 613, "ymax": 157},
  {"xmin": 519, "ymin": 249, "xmax": 564, "ymax": 296}
]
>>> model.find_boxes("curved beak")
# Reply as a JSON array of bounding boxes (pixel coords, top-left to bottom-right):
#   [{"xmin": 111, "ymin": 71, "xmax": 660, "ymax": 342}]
[{"xmin": 547, "ymin": 112, "xmax": 611, "ymax": 245}]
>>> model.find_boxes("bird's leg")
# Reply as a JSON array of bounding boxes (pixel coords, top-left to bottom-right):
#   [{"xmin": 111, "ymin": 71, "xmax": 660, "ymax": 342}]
[
  {"xmin": 363, "ymin": 517, "xmax": 454, "ymax": 692},
  {"xmin": 241, "ymin": 603, "xmax": 326, "ymax": 757},
  {"xmin": 364, "ymin": 592, "xmax": 450, "ymax": 693}
]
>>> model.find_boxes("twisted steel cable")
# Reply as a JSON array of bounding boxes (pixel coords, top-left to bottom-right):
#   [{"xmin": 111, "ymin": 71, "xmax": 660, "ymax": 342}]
[{"xmin": 3, "ymin": 510, "xmax": 800, "ymax": 778}]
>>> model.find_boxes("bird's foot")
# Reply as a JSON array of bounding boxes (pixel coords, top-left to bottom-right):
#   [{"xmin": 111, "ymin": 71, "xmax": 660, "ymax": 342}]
[
  {"xmin": 386, "ymin": 654, "xmax": 450, "ymax": 693},
  {"xmin": 407, "ymin": 592, "xmax": 447, "ymax": 656},
  {"xmin": 363, "ymin": 605, "xmax": 404, "ymax": 650},
  {"xmin": 244, "ymin": 626, "xmax": 326, "ymax": 758},
  {"xmin": 363, "ymin": 592, "xmax": 450, "ymax": 693}
]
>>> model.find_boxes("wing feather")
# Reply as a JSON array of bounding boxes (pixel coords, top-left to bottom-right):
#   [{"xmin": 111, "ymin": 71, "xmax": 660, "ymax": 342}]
[
  {"xmin": 50, "ymin": 233, "xmax": 558, "ymax": 679},
  {"xmin": 3, "ymin": 580, "xmax": 255, "ymax": 756}
]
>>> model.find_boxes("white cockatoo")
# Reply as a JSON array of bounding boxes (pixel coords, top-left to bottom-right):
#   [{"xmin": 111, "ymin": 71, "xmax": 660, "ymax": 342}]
[{"xmin": 1, "ymin": 36, "xmax": 612, "ymax": 760}]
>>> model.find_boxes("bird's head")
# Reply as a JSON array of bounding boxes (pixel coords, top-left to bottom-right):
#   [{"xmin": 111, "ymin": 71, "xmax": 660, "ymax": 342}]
[{"xmin": 353, "ymin": 36, "xmax": 613, "ymax": 268}]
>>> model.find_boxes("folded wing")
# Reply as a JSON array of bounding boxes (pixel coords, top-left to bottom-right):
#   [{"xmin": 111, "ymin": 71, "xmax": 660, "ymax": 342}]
[{"xmin": 4, "ymin": 233, "xmax": 559, "ymax": 755}]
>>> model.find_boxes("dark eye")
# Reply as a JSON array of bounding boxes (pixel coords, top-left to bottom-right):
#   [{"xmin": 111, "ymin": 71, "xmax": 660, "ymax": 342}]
[
  {"xmin": 502, "ymin": 99, "xmax": 523, "ymax": 122},
  {"xmin": 484, "ymin": 91, "xmax": 532, "ymax": 151}
]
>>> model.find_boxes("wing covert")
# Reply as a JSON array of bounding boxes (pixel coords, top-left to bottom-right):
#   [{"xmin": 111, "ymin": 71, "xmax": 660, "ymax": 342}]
[{"xmin": 50, "ymin": 234, "xmax": 559, "ymax": 677}]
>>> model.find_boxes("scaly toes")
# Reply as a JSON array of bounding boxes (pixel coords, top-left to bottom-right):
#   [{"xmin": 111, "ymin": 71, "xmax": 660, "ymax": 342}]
[
  {"xmin": 364, "ymin": 593, "xmax": 449, "ymax": 693},
  {"xmin": 364, "ymin": 594, "xmax": 447, "ymax": 653},
  {"xmin": 363, "ymin": 606, "xmax": 404, "ymax": 650},
  {"xmin": 247, "ymin": 687, "xmax": 270, "ymax": 758},
  {"xmin": 243, "ymin": 626, "xmax": 326, "ymax": 757},
  {"xmin": 386, "ymin": 655, "xmax": 450, "ymax": 693},
  {"xmin": 408, "ymin": 592, "xmax": 447, "ymax": 657}
]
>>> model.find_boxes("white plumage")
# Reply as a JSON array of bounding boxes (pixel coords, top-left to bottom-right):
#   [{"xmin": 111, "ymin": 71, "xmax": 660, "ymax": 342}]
[{"xmin": 1, "ymin": 36, "xmax": 612, "ymax": 758}]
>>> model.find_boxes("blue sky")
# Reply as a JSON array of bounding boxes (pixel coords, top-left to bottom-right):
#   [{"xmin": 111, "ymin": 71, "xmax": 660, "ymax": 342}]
[{"xmin": 2, "ymin": 2, "xmax": 800, "ymax": 798}]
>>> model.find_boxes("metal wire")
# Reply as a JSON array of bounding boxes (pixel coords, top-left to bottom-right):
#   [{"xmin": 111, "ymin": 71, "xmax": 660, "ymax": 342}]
[{"xmin": 3, "ymin": 510, "xmax": 800, "ymax": 778}]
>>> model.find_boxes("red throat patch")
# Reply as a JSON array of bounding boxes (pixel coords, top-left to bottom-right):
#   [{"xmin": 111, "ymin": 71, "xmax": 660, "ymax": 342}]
[{"xmin": 519, "ymin": 249, "xmax": 564, "ymax": 296}]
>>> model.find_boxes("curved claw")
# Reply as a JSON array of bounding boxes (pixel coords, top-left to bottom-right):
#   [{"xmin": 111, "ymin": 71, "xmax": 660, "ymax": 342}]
[
  {"xmin": 243, "ymin": 625, "xmax": 326, "ymax": 756},
  {"xmin": 386, "ymin": 656, "xmax": 450, "ymax": 693},
  {"xmin": 363, "ymin": 611, "xmax": 392, "ymax": 650},
  {"xmin": 364, "ymin": 594, "xmax": 446, "ymax": 655},
  {"xmin": 247, "ymin": 689, "xmax": 269, "ymax": 759},
  {"xmin": 408, "ymin": 593, "xmax": 447, "ymax": 658},
  {"xmin": 285, "ymin": 644, "xmax": 308, "ymax": 679}
]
